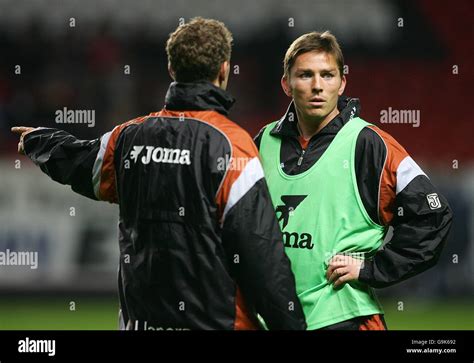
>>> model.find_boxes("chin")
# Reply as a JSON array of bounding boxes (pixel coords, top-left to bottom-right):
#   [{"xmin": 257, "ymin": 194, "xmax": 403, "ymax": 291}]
[{"xmin": 307, "ymin": 109, "xmax": 328, "ymax": 119}]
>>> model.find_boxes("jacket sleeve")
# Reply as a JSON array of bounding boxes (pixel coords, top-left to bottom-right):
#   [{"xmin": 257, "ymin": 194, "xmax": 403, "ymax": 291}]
[
  {"xmin": 217, "ymin": 147, "xmax": 306, "ymax": 330},
  {"xmin": 23, "ymin": 127, "xmax": 118, "ymax": 203},
  {"xmin": 357, "ymin": 126, "xmax": 453, "ymax": 288}
]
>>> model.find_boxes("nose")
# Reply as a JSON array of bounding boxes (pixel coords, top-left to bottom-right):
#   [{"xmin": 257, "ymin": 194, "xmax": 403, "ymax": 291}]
[{"xmin": 311, "ymin": 75, "xmax": 323, "ymax": 93}]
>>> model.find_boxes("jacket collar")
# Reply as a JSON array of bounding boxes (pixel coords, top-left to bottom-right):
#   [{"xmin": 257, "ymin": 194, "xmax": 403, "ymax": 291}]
[
  {"xmin": 270, "ymin": 96, "xmax": 361, "ymax": 138},
  {"xmin": 164, "ymin": 81, "xmax": 235, "ymax": 116}
]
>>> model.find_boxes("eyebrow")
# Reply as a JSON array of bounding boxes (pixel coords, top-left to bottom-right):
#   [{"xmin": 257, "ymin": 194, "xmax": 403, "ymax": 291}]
[{"xmin": 295, "ymin": 68, "xmax": 336, "ymax": 73}]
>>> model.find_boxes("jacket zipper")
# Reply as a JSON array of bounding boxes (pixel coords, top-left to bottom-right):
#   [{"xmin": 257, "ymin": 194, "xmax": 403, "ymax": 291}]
[{"xmin": 297, "ymin": 149, "xmax": 305, "ymax": 166}]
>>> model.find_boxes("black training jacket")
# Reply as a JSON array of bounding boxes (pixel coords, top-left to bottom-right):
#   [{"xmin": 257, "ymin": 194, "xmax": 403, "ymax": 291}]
[{"xmin": 23, "ymin": 81, "xmax": 306, "ymax": 330}]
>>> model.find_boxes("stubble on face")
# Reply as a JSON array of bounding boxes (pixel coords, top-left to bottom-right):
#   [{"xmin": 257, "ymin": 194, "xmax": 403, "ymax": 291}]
[{"xmin": 285, "ymin": 51, "xmax": 346, "ymax": 133}]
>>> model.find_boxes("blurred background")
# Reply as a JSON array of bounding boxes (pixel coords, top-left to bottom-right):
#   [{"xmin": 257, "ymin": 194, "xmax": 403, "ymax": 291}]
[{"xmin": 0, "ymin": 0, "xmax": 472, "ymax": 329}]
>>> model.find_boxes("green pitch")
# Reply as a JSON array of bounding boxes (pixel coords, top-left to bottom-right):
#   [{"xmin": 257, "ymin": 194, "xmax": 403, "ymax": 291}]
[
  {"xmin": 381, "ymin": 299, "xmax": 474, "ymax": 330},
  {"xmin": 0, "ymin": 296, "xmax": 472, "ymax": 330},
  {"xmin": 0, "ymin": 296, "xmax": 118, "ymax": 330}
]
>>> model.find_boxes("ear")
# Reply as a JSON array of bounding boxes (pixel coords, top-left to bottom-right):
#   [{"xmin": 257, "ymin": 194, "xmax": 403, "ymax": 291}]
[
  {"xmin": 219, "ymin": 61, "xmax": 230, "ymax": 83},
  {"xmin": 281, "ymin": 76, "xmax": 292, "ymax": 97},
  {"xmin": 168, "ymin": 63, "xmax": 176, "ymax": 80},
  {"xmin": 338, "ymin": 75, "xmax": 346, "ymax": 96}
]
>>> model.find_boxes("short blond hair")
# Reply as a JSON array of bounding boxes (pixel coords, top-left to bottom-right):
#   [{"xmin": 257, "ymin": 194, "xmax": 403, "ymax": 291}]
[
  {"xmin": 166, "ymin": 17, "xmax": 233, "ymax": 82},
  {"xmin": 283, "ymin": 31, "xmax": 344, "ymax": 78}
]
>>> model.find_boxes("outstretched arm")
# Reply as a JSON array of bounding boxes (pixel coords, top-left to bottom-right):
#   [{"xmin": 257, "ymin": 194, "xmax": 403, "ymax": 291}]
[{"xmin": 11, "ymin": 126, "xmax": 116, "ymax": 203}]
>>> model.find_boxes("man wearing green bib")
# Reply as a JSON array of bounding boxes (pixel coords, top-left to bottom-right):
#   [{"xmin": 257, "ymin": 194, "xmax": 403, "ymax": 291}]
[{"xmin": 255, "ymin": 31, "xmax": 452, "ymax": 330}]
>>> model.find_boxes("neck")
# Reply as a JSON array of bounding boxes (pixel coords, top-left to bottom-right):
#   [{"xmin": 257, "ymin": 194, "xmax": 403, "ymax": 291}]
[
  {"xmin": 212, "ymin": 77, "xmax": 224, "ymax": 90},
  {"xmin": 295, "ymin": 106, "xmax": 339, "ymax": 140}
]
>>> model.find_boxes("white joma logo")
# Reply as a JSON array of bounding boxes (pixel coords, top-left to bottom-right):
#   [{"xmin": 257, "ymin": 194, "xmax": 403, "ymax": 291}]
[{"xmin": 130, "ymin": 145, "xmax": 191, "ymax": 165}]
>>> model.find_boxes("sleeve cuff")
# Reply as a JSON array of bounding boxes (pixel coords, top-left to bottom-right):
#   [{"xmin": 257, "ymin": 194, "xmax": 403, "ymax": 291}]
[
  {"xmin": 22, "ymin": 127, "xmax": 50, "ymax": 156},
  {"xmin": 358, "ymin": 259, "xmax": 374, "ymax": 285}
]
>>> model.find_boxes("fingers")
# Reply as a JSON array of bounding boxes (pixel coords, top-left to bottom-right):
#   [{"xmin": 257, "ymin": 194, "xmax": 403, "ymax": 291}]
[
  {"xmin": 334, "ymin": 273, "xmax": 350, "ymax": 288},
  {"xmin": 326, "ymin": 263, "xmax": 341, "ymax": 281},
  {"xmin": 18, "ymin": 136, "xmax": 25, "ymax": 155},
  {"xmin": 326, "ymin": 254, "xmax": 361, "ymax": 288},
  {"xmin": 11, "ymin": 127, "xmax": 36, "ymax": 155},
  {"xmin": 11, "ymin": 126, "xmax": 33, "ymax": 135},
  {"xmin": 325, "ymin": 255, "xmax": 347, "ymax": 280},
  {"xmin": 328, "ymin": 267, "xmax": 348, "ymax": 284}
]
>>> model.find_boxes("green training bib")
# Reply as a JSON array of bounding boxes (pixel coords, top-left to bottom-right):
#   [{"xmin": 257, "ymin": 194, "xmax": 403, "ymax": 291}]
[{"xmin": 260, "ymin": 117, "xmax": 385, "ymax": 329}]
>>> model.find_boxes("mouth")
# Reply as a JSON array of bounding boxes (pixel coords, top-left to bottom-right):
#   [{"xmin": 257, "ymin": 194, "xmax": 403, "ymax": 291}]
[{"xmin": 308, "ymin": 98, "xmax": 325, "ymax": 107}]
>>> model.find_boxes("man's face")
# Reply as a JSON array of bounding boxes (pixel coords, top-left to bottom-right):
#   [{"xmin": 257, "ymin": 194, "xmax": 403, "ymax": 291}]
[{"xmin": 282, "ymin": 51, "xmax": 346, "ymax": 123}]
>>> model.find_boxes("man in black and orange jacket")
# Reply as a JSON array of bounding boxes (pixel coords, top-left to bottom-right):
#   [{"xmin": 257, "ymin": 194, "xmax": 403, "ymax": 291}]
[{"xmin": 11, "ymin": 18, "xmax": 306, "ymax": 331}]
